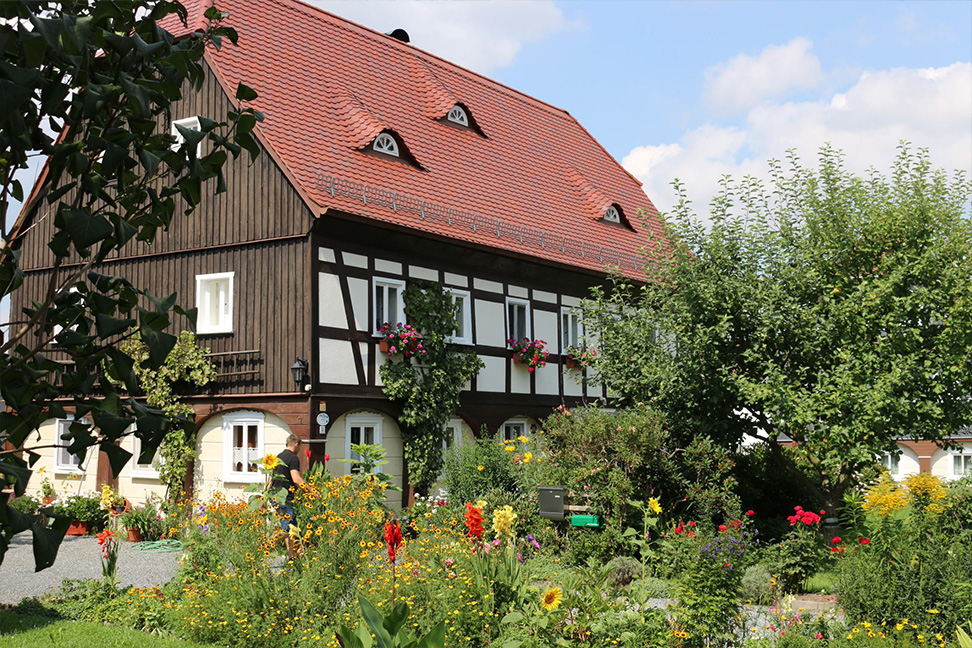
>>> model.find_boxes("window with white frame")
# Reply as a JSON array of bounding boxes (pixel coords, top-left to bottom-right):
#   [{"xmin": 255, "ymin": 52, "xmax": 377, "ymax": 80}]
[
  {"xmin": 603, "ymin": 205, "xmax": 621, "ymax": 223},
  {"xmin": 373, "ymin": 278, "xmax": 406, "ymax": 333},
  {"xmin": 881, "ymin": 451, "xmax": 900, "ymax": 476},
  {"xmin": 502, "ymin": 419, "xmax": 528, "ymax": 443},
  {"xmin": 442, "ymin": 418, "xmax": 464, "ymax": 454},
  {"xmin": 447, "ymin": 105, "xmax": 469, "ymax": 126},
  {"xmin": 506, "ymin": 297, "xmax": 530, "ymax": 343},
  {"xmin": 953, "ymin": 451, "xmax": 971, "ymax": 478},
  {"xmin": 561, "ymin": 307, "xmax": 584, "ymax": 350},
  {"xmin": 171, "ymin": 116, "xmax": 202, "ymax": 155},
  {"xmin": 346, "ymin": 413, "xmax": 383, "ymax": 475},
  {"xmin": 54, "ymin": 418, "xmax": 84, "ymax": 473},
  {"xmin": 372, "ymin": 132, "xmax": 400, "ymax": 157},
  {"xmin": 130, "ymin": 429, "xmax": 161, "ymax": 479},
  {"xmin": 445, "ymin": 288, "xmax": 472, "ymax": 345},
  {"xmin": 196, "ymin": 272, "xmax": 234, "ymax": 334},
  {"xmin": 223, "ymin": 411, "xmax": 264, "ymax": 483}
]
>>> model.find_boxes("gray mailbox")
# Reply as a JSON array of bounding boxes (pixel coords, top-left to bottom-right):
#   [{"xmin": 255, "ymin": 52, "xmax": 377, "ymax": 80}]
[{"xmin": 538, "ymin": 486, "xmax": 565, "ymax": 520}]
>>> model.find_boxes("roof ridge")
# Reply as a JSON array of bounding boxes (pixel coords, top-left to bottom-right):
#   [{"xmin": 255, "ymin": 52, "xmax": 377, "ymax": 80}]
[{"xmin": 262, "ymin": 0, "xmax": 578, "ymax": 121}]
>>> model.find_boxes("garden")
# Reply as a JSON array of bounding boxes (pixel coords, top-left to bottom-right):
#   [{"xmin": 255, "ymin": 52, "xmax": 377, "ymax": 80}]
[{"xmin": 4, "ymin": 405, "xmax": 972, "ymax": 647}]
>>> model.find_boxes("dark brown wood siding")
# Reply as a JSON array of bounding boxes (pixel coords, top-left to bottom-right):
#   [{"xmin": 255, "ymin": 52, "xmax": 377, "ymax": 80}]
[{"xmin": 14, "ymin": 61, "xmax": 313, "ymax": 272}]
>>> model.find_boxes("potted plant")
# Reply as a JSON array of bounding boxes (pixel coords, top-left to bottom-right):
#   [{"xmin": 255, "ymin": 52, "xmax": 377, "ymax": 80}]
[
  {"xmin": 508, "ymin": 337, "xmax": 549, "ymax": 373},
  {"xmin": 377, "ymin": 322, "xmax": 426, "ymax": 359},
  {"xmin": 564, "ymin": 345, "xmax": 598, "ymax": 370},
  {"xmin": 60, "ymin": 494, "xmax": 105, "ymax": 535},
  {"xmin": 40, "ymin": 477, "xmax": 57, "ymax": 505},
  {"xmin": 120, "ymin": 506, "xmax": 149, "ymax": 542},
  {"xmin": 100, "ymin": 483, "xmax": 129, "ymax": 518},
  {"xmin": 8, "ymin": 494, "xmax": 39, "ymax": 516}
]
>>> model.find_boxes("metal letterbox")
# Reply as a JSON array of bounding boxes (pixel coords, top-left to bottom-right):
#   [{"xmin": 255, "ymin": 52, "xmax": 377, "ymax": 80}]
[{"xmin": 538, "ymin": 486, "xmax": 565, "ymax": 520}]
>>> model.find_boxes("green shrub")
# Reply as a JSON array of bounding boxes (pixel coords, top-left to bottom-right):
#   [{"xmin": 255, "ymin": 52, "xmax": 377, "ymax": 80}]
[
  {"xmin": 443, "ymin": 432, "xmax": 517, "ymax": 505},
  {"xmin": 605, "ymin": 556, "xmax": 641, "ymax": 588},
  {"xmin": 741, "ymin": 562, "xmax": 774, "ymax": 604},
  {"xmin": 8, "ymin": 493, "xmax": 39, "ymax": 515}
]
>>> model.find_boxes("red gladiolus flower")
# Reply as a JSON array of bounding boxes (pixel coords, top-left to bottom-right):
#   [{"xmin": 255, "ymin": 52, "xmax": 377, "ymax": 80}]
[
  {"xmin": 464, "ymin": 503, "xmax": 484, "ymax": 540},
  {"xmin": 384, "ymin": 520, "xmax": 403, "ymax": 562},
  {"xmin": 305, "ymin": 449, "xmax": 311, "ymax": 459}
]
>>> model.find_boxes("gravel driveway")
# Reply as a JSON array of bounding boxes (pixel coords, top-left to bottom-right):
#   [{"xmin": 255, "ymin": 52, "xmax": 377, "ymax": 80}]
[{"xmin": 0, "ymin": 533, "xmax": 182, "ymax": 604}]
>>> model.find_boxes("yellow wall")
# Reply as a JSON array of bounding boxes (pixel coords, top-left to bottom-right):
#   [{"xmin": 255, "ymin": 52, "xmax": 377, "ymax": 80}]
[
  {"xmin": 115, "ymin": 434, "xmax": 168, "ymax": 505},
  {"xmin": 324, "ymin": 409, "xmax": 404, "ymax": 509},
  {"xmin": 23, "ymin": 418, "xmax": 100, "ymax": 502}
]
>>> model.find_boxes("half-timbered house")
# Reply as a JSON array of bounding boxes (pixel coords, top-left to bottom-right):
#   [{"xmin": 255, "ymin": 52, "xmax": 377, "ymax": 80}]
[{"xmin": 11, "ymin": 0, "xmax": 669, "ymax": 505}]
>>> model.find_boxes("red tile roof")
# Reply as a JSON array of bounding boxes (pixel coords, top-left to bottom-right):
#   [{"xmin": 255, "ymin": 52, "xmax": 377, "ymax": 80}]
[{"xmin": 168, "ymin": 0, "xmax": 668, "ymax": 278}]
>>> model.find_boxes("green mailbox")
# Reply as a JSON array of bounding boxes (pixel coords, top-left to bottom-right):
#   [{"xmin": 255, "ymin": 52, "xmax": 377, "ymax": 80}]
[{"xmin": 570, "ymin": 514, "xmax": 601, "ymax": 528}]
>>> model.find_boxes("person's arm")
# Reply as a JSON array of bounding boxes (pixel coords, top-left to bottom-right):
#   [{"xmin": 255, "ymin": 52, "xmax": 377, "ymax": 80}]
[{"xmin": 290, "ymin": 469, "xmax": 304, "ymax": 486}]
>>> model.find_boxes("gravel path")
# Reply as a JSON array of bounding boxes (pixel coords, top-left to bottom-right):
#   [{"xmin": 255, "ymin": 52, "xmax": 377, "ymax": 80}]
[{"xmin": 0, "ymin": 533, "xmax": 182, "ymax": 604}]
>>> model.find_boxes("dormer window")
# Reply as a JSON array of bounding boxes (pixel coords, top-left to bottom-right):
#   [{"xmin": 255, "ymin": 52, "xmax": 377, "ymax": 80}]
[
  {"xmin": 603, "ymin": 205, "xmax": 621, "ymax": 223},
  {"xmin": 447, "ymin": 105, "xmax": 469, "ymax": 126},
  {"xmin": 373, "ymin": 132, "xmax": 400, "ymax": 157}
]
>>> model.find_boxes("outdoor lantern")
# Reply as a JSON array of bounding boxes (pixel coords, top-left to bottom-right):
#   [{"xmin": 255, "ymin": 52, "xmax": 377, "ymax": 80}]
[{"xmin": 290, "ymin": 357, "xmax": 308, "ymax": 386}]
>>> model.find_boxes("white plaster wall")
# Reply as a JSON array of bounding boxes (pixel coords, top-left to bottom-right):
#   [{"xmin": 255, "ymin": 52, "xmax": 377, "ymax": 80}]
[
  {"xmin": 895, "ymin": 444, "xmax": 921, "ymax": 480},
  {"xmin": 508, "ymin": 285, "xmax": 528, "ymax": 299},
  {"xmin": 409, "ymin": 265, "xmax": 437, "ymax": 281},
  {"xmin": 319, "ymin": 273, "xmax": 345, "ymax": 328},
  {"xmin": 510, "ymin": 362, "xmax": 531, "ymax": 393},
  {"xmin": 347, "ymin": 277, "xmax": 370, "ymax": 332},
  {"xmin": 343, "ymin": 252, "xmax": 368, "ymax": 269},
  {"xmin": 116, "ymin": 435, "xmax": 167, "ymax": 505},
  {"xmin": 478, "ymin": 356, "xmax": 506, "ymax": 392},
  {"xmin": 931, "ymin": 442, "xmax": 972, "ymax": 480},
  {"xmin": 564, "ymin": 372, "xmax": 584, "ymax": 397},
  {"xmin": 194, "ymin": 410, "xmax": 292, "ymax": 503},
  {"xmin": 475, "ymin": 299, "xmax": 505, "ymax": 347},
  {"xmin": 318, "ymin": 246, "xmax": 336, "ymax": 263},
  {"xmin": 375, "ymin": 259, "xmax": 402, "ymax": 275},
  {"xmin": 324, "ymin": 410, "xmax": 404, "ymax": 509},
  {"xmin": 22, "ymin": 418, "xmax": 100, "ymax": 501},
  {"xmin": 536, "ymin": 363, "xmax": 559, "ymax": 395},
  {"xmin": 319, "ymin": 338, "xmax": 359, "ymax": 385},
  {"xmin": 474, "ymin": 278, "xmax": 503, "ymax": 294},
  {"xmin": 534, "ymin": 309, "xmax": 558, "ymax": 353},
  {"xmin": 444, "ymin": 272, "xmax": 468, "ymax": 288}
]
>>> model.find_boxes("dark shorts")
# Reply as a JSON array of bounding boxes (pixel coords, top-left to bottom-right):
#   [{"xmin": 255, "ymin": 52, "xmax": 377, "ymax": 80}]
[{"xmin": 272, "ymin": 498, "xmax": 297, "ymax": 531}]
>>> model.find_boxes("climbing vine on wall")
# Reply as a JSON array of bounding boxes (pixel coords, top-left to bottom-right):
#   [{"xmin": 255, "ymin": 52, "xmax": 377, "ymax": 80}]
[
  {"xmin": 119, "ymin": 330, "xmax": 216, "ymax": 500},
  {"xmin": 378, "ymin": 282, "xmax": 484, "ymax": 493}
]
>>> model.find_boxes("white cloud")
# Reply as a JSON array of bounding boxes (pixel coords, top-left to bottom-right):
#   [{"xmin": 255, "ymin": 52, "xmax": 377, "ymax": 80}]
[
  {"xmin": 703, "ymin": 38, "xmax": 824, "ymax": 115},
  {"xmin": 307, "ymin": 1, "xmax": 578, "ymax": 74},
  {"xmin": 625, "ymin": 62, "xmax": 972, "ymax": 217}
]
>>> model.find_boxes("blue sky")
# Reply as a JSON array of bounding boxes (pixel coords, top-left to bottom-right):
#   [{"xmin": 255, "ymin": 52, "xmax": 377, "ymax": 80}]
[{"xmin": 313, "ymin": 0, "xmax": 972, "ymax": 213}]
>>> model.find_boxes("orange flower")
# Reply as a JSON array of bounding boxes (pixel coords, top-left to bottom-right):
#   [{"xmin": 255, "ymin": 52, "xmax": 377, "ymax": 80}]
[{"xmin": 464, "ymin": 503, "xmax": 484, "ymax": 540}]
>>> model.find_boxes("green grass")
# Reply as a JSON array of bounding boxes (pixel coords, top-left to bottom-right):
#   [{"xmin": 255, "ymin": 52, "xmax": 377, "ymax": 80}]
[
  {"xmin": 803, "ymin": 569, "xmax": 837, "ymax": 594},
  {"xmin": 0, "ymin": 612, "xmax": 219, "ymax": 648}
]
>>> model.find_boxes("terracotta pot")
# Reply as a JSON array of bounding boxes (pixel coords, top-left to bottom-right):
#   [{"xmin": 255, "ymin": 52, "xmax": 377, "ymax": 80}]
[
  {"xmin": 127, "ymin": 527, "xmax": 143, "ymax": 543},
  {"xmin": 66, "ymin": 521, "xmax": 92, "ymax": 536},
  {"xmin": 379, "ymin": 339, "xmax": 390, "ymax": 353},
  {"xmin": 512, "ymin": 356, "xmax": 523, "ymax": 365},
  {"xmin": 42, "ymin": 496, "xmax": 55, "ymax": 506},
  {"xmin": 109, "ymin": 498, "xmax": 131, "ymax": 518},
  {"xmin": 565, "ymin": 358, "xmax": 580, "ymax": 370}
]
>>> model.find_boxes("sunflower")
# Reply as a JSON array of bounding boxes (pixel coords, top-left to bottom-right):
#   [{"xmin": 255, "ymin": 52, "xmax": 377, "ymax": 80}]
[
  {"xmin": 648, "ymin": 497, "xmax": 662, "ymax": 515},
  {"xmin": 262, "ymin": 454, "xmax": 280, "ymax": 469},
  {"xmin": 540, "ymin": 586, "xmax": 562, "ymax": 611}
]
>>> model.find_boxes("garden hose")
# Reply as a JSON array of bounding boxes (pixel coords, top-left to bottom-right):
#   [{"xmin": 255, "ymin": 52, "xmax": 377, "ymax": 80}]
[{"xmin": 131, "ymin": 539, "xmax": 183, "ymax": 552}]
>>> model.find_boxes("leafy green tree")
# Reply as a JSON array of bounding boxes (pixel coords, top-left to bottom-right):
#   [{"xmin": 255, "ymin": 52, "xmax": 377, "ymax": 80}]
[
  {"xmin": 379, "ymin": 282, "xmax": 483, "ymax": 493},
  {"xmin": 584, "ymin": 145, "xmax": 972, "ymax": 512},
  {"xmin": 0, "ymin": 1, "xmax": 261, "ymax": 569}
]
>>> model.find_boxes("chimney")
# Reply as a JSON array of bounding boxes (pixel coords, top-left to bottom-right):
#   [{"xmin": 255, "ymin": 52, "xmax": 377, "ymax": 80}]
[{"xmin": 387, "ymin": 29, "xmax": 410, "ymax": 43}]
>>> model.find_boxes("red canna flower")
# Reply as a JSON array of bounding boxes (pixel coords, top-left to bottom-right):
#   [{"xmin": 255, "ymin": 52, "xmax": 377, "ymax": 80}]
[
  {"xmin": 305, "ymin": 449, "xmax": 311, "ymax": 459},
  {"xmin": 384, "ymin": 520, "xmax": 403, "ymax": 562},
  {"xmin": 324, "ymin": 454, "xmax": 330, "ymax": 462}
]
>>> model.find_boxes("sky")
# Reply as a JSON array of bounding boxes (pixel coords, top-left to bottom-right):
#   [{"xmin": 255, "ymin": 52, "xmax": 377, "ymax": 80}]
[
  {"xmin": 3, "ymin": 0, "xmax": 971, "ymax": 330},
  {"xmin": 309, "ymin": 0, "xmax": 972, "ymax": 215}
]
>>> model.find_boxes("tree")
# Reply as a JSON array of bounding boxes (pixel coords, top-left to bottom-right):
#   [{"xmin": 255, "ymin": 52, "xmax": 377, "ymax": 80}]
[
  {"xmin": 379, "ymin": 282, "xmax": 483, "ymax": 493},
  {"xmin": 584, "ymin": 144, "xmax": 972, "ymax": 512},
  {"xmin": 0, "ymin": 1, "xmax": 262, "ymax": 569}
]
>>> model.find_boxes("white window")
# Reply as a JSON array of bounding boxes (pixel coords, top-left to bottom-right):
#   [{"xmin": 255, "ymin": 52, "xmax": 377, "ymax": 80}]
[
  {"xmin": 561, "ymin": 307, "xmax": 584, "ymax": 350},
  {"xmin": 222, "ymin": 411, "xmax": 264, "ymax": 483},
  {"xmin": 196, "ymin": 272, "xmax": 234, "ymax": 334},
  {"xmin": 442, "ymin": 418, "xmax": 464, "ymax": 454},
  {"xmin": 445, "ymin": 288, "xmax": 472, "ymax": 345},
  {"xmin": 953, "ymin": 451, "xmax": 971, "ymax": 478},
  {"xmin": 373, "ymin": 132, "xmax": 400, "ymax": 157},
  {"xmin": 346, "ymin": 413, "xmax": 383, "ymax": 475},
  {"xmin": 506, "ymin": 297, "xmax": 531, "ymax": 343},
  {"xmin": 502, "ymin": 419, "xmax": 528, "ymax": 443},
  {"xmin": 130, "ymin": 429, "xmax": 161, "ymax": 479},
  {"xmin": 603, "ymin": 205, "xmax": 620, "ymax": 223},
  {"xmin": 171, "ymin": 116, "xmax": 202, "ymax": 155},
  {"xmin": 373, "ymin": 278, "xmax": 406, "ymax": 334},
  {"xmin": 54, "ymin": 418, "xmax": 84, "ymax": 474},
  {"xmin": 881, "ymin": 452, "xmax": 900, "ymax": 476},
  {"xmin": 447, "ymin": 105, "xmax": 469, "ymax": 126}
]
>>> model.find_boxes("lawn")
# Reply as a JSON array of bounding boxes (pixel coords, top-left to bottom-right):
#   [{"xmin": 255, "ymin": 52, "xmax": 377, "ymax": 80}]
[{"xmin": 0, "ymin": 612, "xmax": 217, "ymax": 648}]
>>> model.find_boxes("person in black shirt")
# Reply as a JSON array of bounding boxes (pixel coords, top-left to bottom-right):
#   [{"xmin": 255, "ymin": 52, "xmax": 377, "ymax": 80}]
[{"xmin": 270, "ymin": 434, "xmax": 305, "ymax": 559}]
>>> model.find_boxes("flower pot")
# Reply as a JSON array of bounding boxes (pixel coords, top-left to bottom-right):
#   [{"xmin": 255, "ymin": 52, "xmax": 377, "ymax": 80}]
[
  {"xmin": 379, "ymin": 339, "xmax": 391, "ymax": 354},
  {"xmin": 565, "ymin": 358, "xmax": 579, "ymax": 370},
  {"xmin": 109, "ymin": 499, "xmax": 131, "ymax": 518},
  {"xmin": 127, "ymin": 527, "xmax": 143, "ymax": 543},
  {"xmin": 66, "ymin": 521, "xmax": 92, "ymax": 536},
  {"xmin": 42, "ymin": 496, "xmax": 55, "ymax": 506}
]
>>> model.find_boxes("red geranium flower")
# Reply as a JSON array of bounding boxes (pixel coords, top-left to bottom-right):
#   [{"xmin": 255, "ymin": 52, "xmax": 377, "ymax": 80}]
[
  {"xmin": 832, "ymin": 536, "xmax": 841, "ymax": 544},
  {"xmin": 858, "ymin": 536, "xmax": 870, "ymax": 545}
]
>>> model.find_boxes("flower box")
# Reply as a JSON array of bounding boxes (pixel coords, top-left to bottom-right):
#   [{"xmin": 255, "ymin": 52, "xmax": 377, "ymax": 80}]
[
  {"xmin": 66, "ymin": 521, "xmax": 92, "ymax": 536},
  {"xmin": 565, "ymin": 357, "xmax": 580, "ymax": 370}
]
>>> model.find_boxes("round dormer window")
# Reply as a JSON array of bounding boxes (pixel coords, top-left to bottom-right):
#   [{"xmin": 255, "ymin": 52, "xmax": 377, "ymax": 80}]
[
  {"xmin": 373, "ymin": 132, "xmax": 399, "ymax": 157},
  {"xmin": 603, "ymin": 205, "xmax": 620, "ymax": 223},
  {"xmin": 447, "ymin": 105, "xmax": 469, "ymax": 126}
]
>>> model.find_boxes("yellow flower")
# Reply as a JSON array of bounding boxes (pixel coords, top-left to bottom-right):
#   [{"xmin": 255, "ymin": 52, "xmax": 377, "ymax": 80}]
[
  {"xmin": 477, "ymin": 465, "xmax": 484, "ymax": 471},
  {"xmin": 504, "ymin": 445, "xmax": 515, "ymax": 452},
  {"xmin": 516, "ymin": 436, "xmax": 529, "ymax": 444},
  {"xmin": 540, "ymin": 587, "xmax": 562, "ymax": 611},
  {"xmin": 476, "ymin": 500, "xmax": 487, "ymax": 510},
  {"xmin": 648, "ymin": 497, "xmax": 662, "ymax": 515},
  {"xmin": 492, "ymin": 505, "xmax": 517, "ymax": 540},
  {"xmin": 862, "ymin": 473, "xmax": 908, "ymax": 517},
  {"xmin": 262, "ymin": 454, "xmax": 280, "ymax": 470},
  {"xmin": 522, "ymin": 452, "xmax": 533, "ymax": 464},
  {"xmin": 38, "ymin": 467, "xmax": 46, "ymax": 474},
  {"xmin": 288, "ymin": 525, "xmax": 300, "ymax": 541}
]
